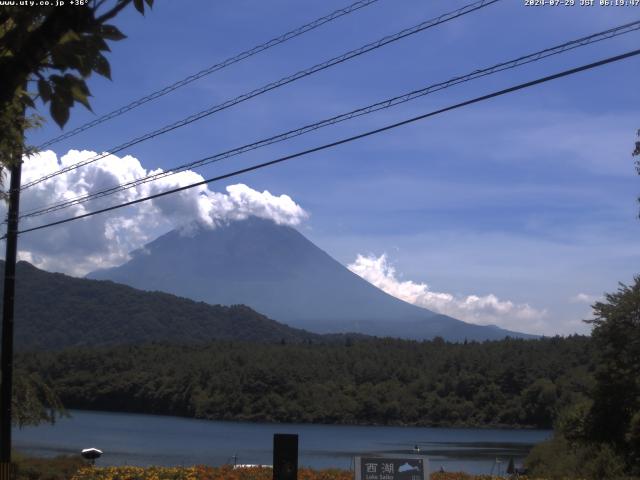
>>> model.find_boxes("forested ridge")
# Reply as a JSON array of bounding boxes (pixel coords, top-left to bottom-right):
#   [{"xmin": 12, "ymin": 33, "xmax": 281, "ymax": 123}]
[
  {"xmin": 1, "ymin": 260, "xmax": 324, "ymax": 349},
  {"xmin": 19, "ymin": 335, "xmax": 593, "ymax": 429}
]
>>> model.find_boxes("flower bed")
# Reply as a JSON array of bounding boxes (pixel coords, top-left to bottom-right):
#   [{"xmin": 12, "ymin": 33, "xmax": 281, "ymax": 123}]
[{"xmin": 70, "ymin": 465, "xmax": 524, "ymax": 480}]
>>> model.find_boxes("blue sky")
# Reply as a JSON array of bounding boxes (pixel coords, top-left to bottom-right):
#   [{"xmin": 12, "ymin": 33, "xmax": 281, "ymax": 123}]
[{"xmin": 17, "ymin": 0, "xmax": 640, "ymax": 335}]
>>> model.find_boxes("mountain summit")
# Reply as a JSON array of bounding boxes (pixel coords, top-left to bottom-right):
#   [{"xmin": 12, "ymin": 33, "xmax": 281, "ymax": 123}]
[{"xmin": 88, "ymin": 217, "xmax": 534, "ymax": 341}]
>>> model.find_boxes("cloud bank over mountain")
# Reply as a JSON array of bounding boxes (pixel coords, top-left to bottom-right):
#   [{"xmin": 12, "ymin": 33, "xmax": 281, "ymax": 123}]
[
  {"xmin": 4, "ymin": 150, "xmax": 547, "ymax": 335},
  {"xmin": 348, "ymin": 253, "xmax": 548, "ymax": 333},
  {"xmin": 3, "ymin": 150, "xmax": 306, "ymax": 275}
]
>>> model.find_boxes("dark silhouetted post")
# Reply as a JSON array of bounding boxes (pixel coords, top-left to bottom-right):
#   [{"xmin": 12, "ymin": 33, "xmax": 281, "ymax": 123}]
[
  {"xmin": 273, "ymin": 433, "xmax": 298, "ymax": 480},
  {"xmin": 0, "ymin": 160, "xmax": 22, "ymax": 480}
]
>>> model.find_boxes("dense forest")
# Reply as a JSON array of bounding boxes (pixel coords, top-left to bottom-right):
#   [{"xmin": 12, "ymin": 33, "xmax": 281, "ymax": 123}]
[{"xmin": 19, "ymin": 335, "xmax": 593, "ymax": 429}]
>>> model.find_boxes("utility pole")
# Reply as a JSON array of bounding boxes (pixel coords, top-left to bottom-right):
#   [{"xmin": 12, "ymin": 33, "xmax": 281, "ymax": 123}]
[{"xmin": 0, "ymin": 156, "xmax": 23, "ymax": 480}]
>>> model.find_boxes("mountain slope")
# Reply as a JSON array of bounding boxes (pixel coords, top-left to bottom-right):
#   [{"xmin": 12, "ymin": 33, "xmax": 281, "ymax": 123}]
[
  {"xmin": 88, "ymin": 217, "xmax": 535, "ymax": 341},
  {"xmin": 1, "ymin": 260, "xmax": 321, "ymax": 350}
]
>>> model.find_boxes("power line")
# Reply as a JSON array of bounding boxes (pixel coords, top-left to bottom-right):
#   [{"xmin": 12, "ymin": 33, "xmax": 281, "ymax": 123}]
[
  {"xmin": 26, "ymin": 0, "xmax": 498, "ymax": 188},
  {"xmin": 36, "ymin": 0, "xmax": 380, "ymax": 149},
  {"xmin": 22, "ymin": 0, "xmax": 500, "ymax": 190},
  {"xmin": 13, "ymin": 47, "xmax": 640, "ymax": 238},
  {"xmin": 19, "ymin": 19, "xmax": 640, "ymax": 220}
]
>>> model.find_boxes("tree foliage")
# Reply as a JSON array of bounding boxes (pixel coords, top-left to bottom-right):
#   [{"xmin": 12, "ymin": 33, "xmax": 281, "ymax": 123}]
[
  {"xmin": 635, "ymin": 130, "xmax": 640, "ymax": 218},
  {"xmin": 19, "ymin": 335, "xmax": 594, "ymax": 429},
  {"xmin": 0, "ymin": 0, "xmax": 153, "ymax": 175},
  {"xmin": 0, "ymin": 0, "xmax": 153, "ymax": 427},
  {"xmin": 526, "ymin": 133, "xmax": 640, "ymax": 478},
  {"xmin": 11, "ymin": 368, "xmax": 66, "ymax": 427},
  {"xmin": 588, "ymin": 276, "xmax": 640, "ymax": 474},
  {"xmin": 527, "ymin": 277, "xmax": 640, "ymax": 479}
]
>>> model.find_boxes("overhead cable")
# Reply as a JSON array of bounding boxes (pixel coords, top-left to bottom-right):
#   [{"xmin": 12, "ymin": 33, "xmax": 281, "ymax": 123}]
[
  {"xmin": 19, "ymin": 19, "xmax": 640, "ymax": 219},
  {"xmin": 22, "ymin": 0, "xmax": 500, "ymax": 190},
  {"xmin": 36, "ymin": 0, "xmax": 381, "ymax": 149},
  {"xmin": 13, "ymin": 47, "xmax": 640, "ymax": 237}
]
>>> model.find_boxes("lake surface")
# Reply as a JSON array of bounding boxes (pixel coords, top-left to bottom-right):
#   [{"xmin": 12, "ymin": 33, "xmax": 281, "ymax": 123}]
[{"xmin": 15, "ymin": 410, "xmax": 551, "ymax": 475}]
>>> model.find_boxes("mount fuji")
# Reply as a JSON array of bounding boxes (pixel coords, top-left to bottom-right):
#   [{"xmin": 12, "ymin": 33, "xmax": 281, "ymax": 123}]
[{"xmin": 88, "ymin": 217, "xmax": 535, "ymax": 341}]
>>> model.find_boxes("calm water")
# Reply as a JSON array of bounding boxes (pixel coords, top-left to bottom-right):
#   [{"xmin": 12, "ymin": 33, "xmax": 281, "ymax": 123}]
[{"xmin": 14, "ymin": 410, "xmax": 551, "ymax": 475}]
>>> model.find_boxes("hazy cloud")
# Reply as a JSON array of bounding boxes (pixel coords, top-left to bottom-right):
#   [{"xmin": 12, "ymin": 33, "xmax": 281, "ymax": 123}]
[
  {"xmin": 3, "ymin": 150, "xmax": 307, "ymax": 275},
  {"xmin": 570, "ymin": 293, "xmax": 600, "ymax": 304},
  {"xmin": 348, "ymin": 253, "xmax": 548, "ymax": 333}
]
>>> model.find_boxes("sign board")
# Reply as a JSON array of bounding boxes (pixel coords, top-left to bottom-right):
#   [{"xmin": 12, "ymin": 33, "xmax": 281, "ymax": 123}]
[{"xmin": 354, "ymin": 455, "xmax": 429, "ymax": 480}]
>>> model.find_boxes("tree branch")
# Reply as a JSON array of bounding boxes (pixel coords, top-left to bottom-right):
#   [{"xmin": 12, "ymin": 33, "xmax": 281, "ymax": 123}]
[{"xmin": 96, "ymin": 0, "xmax": 132, "ymax": 24}]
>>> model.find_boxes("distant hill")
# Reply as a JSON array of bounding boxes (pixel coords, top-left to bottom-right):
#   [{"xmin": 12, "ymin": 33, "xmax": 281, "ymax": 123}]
[
  {"xmin": 88, "ymin": 217, "xmax": 536, "ymax": 341},
  {"xmin": 1, "ymin": 260, "xmax": 322, "ymax": 350}
]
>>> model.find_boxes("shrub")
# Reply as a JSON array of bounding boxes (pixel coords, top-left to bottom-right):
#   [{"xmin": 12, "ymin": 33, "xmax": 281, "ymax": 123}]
[
  {"xmin": 526, "ymin": 435, "xmax": 630, "ymax": 480},
  {"xmin": 13, "ymin": 452, "xmax": 85, "ymax": 480}
]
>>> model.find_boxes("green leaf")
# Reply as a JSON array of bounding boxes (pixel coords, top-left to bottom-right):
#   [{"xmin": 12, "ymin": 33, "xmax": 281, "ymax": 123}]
[
  {"xmin": 58, "ymin": 29, "xmax": 81, "ymax": 45},
  {"xmin": 50, "ymin": 97, "xmax": 70, "ymax": 127},
  {"xmin": 91, "ymin": 36, "xmax": 111, "ymax": 52},
  {"xmin": 49, "ymin": 74, "xmax": 63, "ymax": 84},
  {"xmin": 133, "ymin": 0, "xmax": 144, "ymax": 14},
  {"xmin": 50, "ymin": 75, "xmax": 74, "ymax": 108},
  {"xmin": 22, "ymin": 94, "xmax": 35, "ymax": 109},
  {"xmin": 66, "ymin": 76, "xmax": 92, "ymax": 111},
  {"xmin": 75, "ymin": 54, "xmax": 93, "ymax": 77},
  {"xmin": 64, "ymin": 74, "xmax": 90, "ymax": 95},
  {"xmin": 37, "ymin": 79, "xmax": 52, "ymax": 103},
  {"xmin": 100, "ymin": 24, "xmax": 126, "ymax": 41},
  {"xmin": 144, "ymin": 0, "xmax": 154, "ymax": 7},
  {"xmin": 50, "ymin": 44, "xmax": 79, "ymax": 71},
  {"xmin": 70, "ymin": 86, "xmax": 92, "ymax": 111},
  {"xmin": 93, "ymin": 53, "xmax": 111, "ymax": 79}
]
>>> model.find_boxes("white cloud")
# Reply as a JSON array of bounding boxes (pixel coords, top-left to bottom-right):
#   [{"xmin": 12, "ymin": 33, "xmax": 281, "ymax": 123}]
[
  {"xmin": 347, "ymin": 253, "xmax": 548, "ymax": 334},
  {"xmin": 570, "ymin": 293, "xmax": 600, "ymax": 304},
  {"xmin": 3, "ymin": 150, "xmax": 307, "ymax": 276}
]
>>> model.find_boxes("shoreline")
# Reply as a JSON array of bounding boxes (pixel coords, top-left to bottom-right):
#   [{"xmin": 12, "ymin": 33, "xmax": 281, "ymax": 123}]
[{"xmin": 59, "ymin": 407, "xmax": 554, "ymax": 432}]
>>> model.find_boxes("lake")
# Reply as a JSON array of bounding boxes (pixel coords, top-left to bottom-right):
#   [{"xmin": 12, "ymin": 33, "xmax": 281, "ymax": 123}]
[{"xmin": 14, "ymin": 410, "xmax": 551, "ymax": 475}]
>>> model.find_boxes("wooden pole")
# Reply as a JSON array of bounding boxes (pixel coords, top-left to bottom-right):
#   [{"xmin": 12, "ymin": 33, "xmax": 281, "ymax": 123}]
[{"xmin": 0, "ymin": 159, "xmax": 23, "ymax": 479}]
